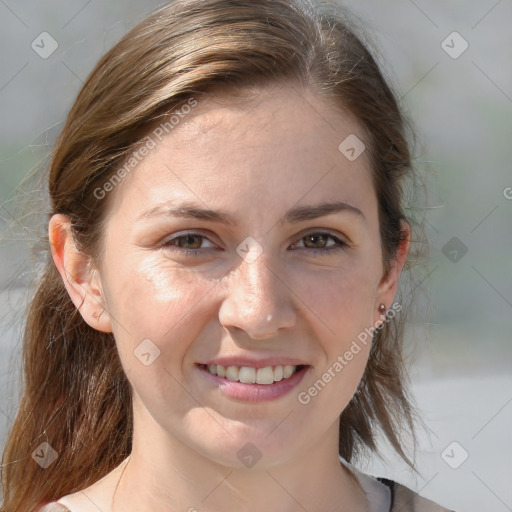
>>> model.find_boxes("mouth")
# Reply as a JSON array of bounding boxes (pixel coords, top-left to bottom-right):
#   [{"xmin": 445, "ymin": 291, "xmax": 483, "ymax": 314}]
[
  {"xmin": 197, "ymin": 363, "xmax": 307, "ymax": 385},
  {"xmin": 196, "ymin": 361, "xmax": 311, "ymax": 403}
]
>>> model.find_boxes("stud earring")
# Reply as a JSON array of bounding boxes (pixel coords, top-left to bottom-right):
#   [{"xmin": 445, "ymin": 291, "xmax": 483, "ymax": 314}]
[
  {"xmin": 92, "ymin": 308, "xmax": 104, "ymax": 320},
  {"xmin": 378, "ymin": 304, "xmax": 386, "ymax": 315}
]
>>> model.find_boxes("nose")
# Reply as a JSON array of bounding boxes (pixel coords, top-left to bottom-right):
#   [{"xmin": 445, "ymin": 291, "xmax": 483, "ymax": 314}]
[{"xmin": 218, "ymin": 254, "xmax": 296, "ymax": 340}]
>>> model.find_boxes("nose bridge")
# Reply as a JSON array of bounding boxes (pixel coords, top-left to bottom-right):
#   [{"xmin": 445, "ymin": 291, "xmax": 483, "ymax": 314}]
[
  {"xmin": 218, "ymin": 252, "xmax": 295, "ymax": 339},
  {"xmin": 239, "ymin": 252, "xmax": 276, "ymax": 301}
]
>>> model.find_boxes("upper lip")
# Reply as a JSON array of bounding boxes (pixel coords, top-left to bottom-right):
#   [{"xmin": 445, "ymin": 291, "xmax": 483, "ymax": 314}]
[{"xmin": 199, "ymin": 357, "xmax": 309, "ymax": 368}]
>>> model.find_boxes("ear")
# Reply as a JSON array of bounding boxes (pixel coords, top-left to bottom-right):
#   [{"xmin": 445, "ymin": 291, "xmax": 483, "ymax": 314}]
[
  {"xmin": 373, "ymin": 219, "xmax": 411, "ymax": 325},
  {"xmin": 48, "ymin": 214, "xmax": 112, "ymax": 333}
]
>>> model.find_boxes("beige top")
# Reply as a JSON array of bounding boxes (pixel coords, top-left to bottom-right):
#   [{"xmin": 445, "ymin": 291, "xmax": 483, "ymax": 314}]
[{"xmin": 38, "ymin": 459, "xmax": 454, "ymax": 512}]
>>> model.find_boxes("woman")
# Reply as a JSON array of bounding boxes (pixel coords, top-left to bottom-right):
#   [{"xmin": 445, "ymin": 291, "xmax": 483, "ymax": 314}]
[{"xmin": 1, "ymin": 0, "xmax": 454, "ymax": 510}]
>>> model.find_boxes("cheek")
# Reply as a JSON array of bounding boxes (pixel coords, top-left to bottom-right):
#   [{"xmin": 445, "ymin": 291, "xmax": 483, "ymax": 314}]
[
  {"xmin": 103, "ymin": 256, "xmax": 215, "ymax": 372},
  {"xmin": 103, "ymin": 257, "xmax": 221, "ymax": 420},
  {"xmin": 293, "ymin": 265, "xmax": 374, "ymax": 414},
  {"xmin": 292, "ymin": 256, "xmax": 379, "ymax": 345}
]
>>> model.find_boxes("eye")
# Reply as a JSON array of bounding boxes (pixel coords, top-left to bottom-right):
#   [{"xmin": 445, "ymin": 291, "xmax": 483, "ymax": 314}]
[
  {"xmin": 160, "ymin": 230, "xmax": 348, "ymax": 258},
  {"xmin": 291, "ymin": 232, "xmax": 348, "ymax": 255},
  {"xmin": 161, "ymin": 232, "xmax": 217, "ymax": 256}
]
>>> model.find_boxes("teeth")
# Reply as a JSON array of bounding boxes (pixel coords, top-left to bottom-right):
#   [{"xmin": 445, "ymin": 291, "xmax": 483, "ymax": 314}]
[
  {"xmin": 226, "ymin": 366, "xmax": 239, "ymax": 381},
  {"xmin": 238, "ymin": 366, "xmax": 256, "ymax": 384},
  {"xmin": 273, "ymin": 365, "xmax": 283, "ymax": 382},
  {"xmin": 283, "ymin": 365, "xmax": 294, "ymax": 378},
  {"xmin": 205, "ymin": 364, "xmax": 299, "ymax": 384},
  {"xmin": 256, "ymin": 367, "xmax": 274, "ymax": 385}
]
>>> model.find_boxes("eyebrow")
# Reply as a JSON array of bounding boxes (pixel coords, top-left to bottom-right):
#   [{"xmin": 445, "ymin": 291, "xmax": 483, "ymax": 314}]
[{"xmin": 139, "ymin": 200, "xmax": 365, "ymax": 224}]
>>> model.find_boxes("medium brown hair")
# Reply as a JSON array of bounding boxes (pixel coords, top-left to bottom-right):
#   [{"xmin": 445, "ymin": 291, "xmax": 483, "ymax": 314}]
[{"xmin": 1, "ymin": 1, "xmax": 428, "ymax": 510}]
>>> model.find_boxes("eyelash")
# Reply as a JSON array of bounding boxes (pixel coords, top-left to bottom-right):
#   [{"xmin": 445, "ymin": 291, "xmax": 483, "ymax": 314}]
[{"xmin": 161, "ymin": 231, "xmax": 348, "ymax": 257}]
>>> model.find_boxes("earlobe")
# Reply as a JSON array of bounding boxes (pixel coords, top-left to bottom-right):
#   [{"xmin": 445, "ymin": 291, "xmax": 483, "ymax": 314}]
[{"xmin": 48, "ymin": 214, "xmax": 112, "ymax": 333}]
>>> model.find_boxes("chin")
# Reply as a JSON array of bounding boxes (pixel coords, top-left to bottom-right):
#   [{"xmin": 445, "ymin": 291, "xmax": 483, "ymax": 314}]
[{"xmin": 192, "ymin": 427, "xmax": 302, "ymax": 470}]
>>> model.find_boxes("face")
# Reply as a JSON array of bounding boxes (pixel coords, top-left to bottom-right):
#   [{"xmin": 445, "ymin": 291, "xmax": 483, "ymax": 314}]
[{"xmin": 78, "ymin": 83, "xmax": 400, "ymax": 468}]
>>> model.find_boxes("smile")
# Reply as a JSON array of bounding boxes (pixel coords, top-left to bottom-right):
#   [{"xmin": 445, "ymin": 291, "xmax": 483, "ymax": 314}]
[
  {"xmin": 196, "ymin": 363, "xmax": 310, "ymax": 402},
  {"xmin": 202, "ymin": 363, "xmax": 304, "ymax": 385}
]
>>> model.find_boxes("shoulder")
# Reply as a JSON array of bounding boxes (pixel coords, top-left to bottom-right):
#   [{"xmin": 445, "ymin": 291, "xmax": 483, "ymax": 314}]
[
  {"xmin": 388, "ymin": 480, "xmax": 456, "ymax": 512},
  {"xmin": 37, "ymin": 457, "xmax": 129, "ymax": 512},
  {"xmin": 37, "ymin": 491, "xmax": 91, "ymax": 512},
  {"xmin": 341, "ymin": 458, "xmax": 454, "ymax": 512},
  {"xmin": 37, "ymin": 503, "xmax": 71, "ymax": 512},
  {"xmin": 37, "ymin": 491, "xmax": 101, "ymax": 512}
]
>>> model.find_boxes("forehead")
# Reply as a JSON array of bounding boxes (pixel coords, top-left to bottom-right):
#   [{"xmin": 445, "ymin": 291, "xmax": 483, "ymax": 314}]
[
  {"xmin": 174, "ymin": 83, "xmax": 364, "ymax": 154},
  {"xmin": 105, "ymin": 83, "xmax": 376, "ymax": 223}
]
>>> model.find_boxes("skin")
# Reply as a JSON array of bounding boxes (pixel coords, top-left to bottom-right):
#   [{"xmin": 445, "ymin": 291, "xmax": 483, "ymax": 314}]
[{"xmin": 49, "ymin": 82, "xmax": 410, "ymax": 512}]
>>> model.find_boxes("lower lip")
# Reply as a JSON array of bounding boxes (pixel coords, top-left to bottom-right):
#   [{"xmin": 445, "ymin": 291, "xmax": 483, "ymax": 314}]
[{"xmin": 197, "ymin": 364, "xmax": 310, "ymax": 402}]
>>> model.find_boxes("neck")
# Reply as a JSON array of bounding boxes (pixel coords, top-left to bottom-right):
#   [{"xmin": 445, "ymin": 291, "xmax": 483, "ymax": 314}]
[{"xmin": 108, "ymin": 416, "xmax": 367, "ymax": 512}]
